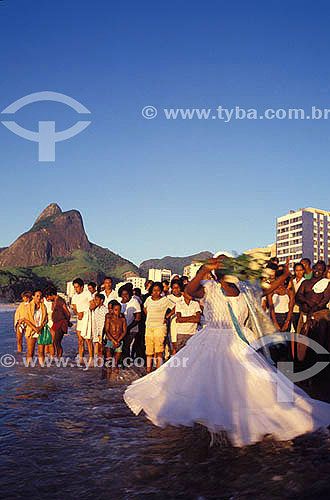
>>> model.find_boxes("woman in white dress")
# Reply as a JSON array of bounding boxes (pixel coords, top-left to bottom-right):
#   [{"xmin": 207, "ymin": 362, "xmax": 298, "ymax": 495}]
[{"xmin": 124, "ymin": 258, "xmax": 330, "ymax": 447}]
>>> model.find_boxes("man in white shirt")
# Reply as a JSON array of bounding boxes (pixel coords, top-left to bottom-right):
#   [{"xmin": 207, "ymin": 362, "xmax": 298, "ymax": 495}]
[
  {"xmin": 101, "ymin": 277, "xmax": 118, "ymax": 308},
  {"xmin": 71, "ymin": 278, "xmax": 94, "ymax": 364},
  {"xmin": 166, "ymin": 279, "xmax": 184, "ymax": 354},
  {"xmin": 175, "ymin": 289, "xmax": 201, "ymax": 351}
]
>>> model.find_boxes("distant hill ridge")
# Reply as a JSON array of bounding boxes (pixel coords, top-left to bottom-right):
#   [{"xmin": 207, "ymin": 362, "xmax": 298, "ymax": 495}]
[{"xmin": 139, "ymin": 251, "xmax": 213, "ymax": 276}]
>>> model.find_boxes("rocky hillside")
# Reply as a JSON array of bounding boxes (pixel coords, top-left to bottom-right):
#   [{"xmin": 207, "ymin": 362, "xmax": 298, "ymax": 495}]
[
  {"xmin": 0, "ymin": 203, "xmax": 91, "ymax": 267},
  {"xmin": 139, "ymin": 251, "xmax": 213, "ymax": 276},
  {"xmin": 0, "ymin": 203, "xmax": 139, "ymax": 300}
]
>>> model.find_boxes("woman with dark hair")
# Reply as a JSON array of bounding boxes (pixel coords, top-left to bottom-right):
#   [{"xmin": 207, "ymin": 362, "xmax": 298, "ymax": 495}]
[
  {"xmin": 124, "ymin": 257, "xmax": 330, "ymax": 447},
  {"xmin": 23, "ymin": 290, "xmax": 48, "ymax": 365},
  {"xmin": 166, "ymin": 279, "xmax": 184, "ymax": 354},
  {"xmin": 181, "ymin": 276, "xmax": 189, "ymax": 287},
  {"xmin": 301, "ymin": 258, "xmax": 313, "ymax": 280},
  {"xmin": 292, "ymin": 263, "xmax": 305, "ymax": 332},
  {"xmin": 143, "ymin": 282, "xmax": 171, "ymax": 372},
  {"xmin": 44, "ymin": 286, "xmax": 71, "ymax": 359},
  {"xmin": 132, "ymin": 287, "xmax": 142, "ymax": 304},
  {"xmin": 142, "ymin": 280, "xmax": 153, "ymax": 303},
  {"xmin": 14, "ymin": 291, "xmax": 32, "ymax": 352},
  {"xmin": 268, "ymin": 270, "xmax": 294, "ymax": 332}
]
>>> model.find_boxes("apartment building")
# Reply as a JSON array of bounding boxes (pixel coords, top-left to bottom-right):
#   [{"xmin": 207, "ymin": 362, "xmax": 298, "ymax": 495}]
[
  {"xmin": 276, "ymin": 207, "xmax": 330, "ymax": 268},
  {"xmin": 148, "ymin": 268, "xmax": 172, "ymax": 282},
  {"xmin": 126, "ymin": 276, "xmax": 146, "ymax": 292}
]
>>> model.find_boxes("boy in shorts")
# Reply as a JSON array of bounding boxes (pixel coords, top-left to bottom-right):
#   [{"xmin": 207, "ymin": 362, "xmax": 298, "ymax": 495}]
[{"xmin": 104, "ymin": 301, "xmax": 127, "ymax": 379}]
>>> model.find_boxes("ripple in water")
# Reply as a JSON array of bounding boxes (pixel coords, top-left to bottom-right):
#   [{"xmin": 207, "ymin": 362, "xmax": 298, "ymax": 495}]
[{"xmin": 1, "ymin": 308, "xmax": 330, "ymax": 500}]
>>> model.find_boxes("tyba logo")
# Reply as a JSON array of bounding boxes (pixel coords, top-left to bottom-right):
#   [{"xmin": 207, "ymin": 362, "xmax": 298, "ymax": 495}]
[
  {"xmin": 247, "ymin": 332, "xmax": 329, "ymax": 402},
  {"xmin": 1, "ymin": 91, "xmax": 91, "ymax": 162}
]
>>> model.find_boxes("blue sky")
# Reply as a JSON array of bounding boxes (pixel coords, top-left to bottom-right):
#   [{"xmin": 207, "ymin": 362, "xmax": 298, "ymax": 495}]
[{"xmin": 1, "ymin": 0, "xmax": 330, "ymax": 265}]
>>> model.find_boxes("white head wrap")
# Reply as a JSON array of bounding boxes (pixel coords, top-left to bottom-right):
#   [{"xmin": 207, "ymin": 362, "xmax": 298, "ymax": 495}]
[{"xmin": 213, "ymin": 251, "xmax": 234, "ymax": 259}]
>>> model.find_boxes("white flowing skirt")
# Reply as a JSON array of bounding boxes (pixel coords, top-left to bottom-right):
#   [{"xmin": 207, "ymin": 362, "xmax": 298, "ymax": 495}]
[{"xmin": 124, "ymin": 326, "xmax": 330, "ymax": 447}]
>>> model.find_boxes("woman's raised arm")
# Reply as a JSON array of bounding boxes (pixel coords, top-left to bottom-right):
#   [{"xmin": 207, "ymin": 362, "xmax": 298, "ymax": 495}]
[
  {"xmin": 186, "ymin": 258, "xmax": 223, "ymax": 299},
  {"xmin": 262, "ymin": 257, "xmax": 291, "ymax": 297}
]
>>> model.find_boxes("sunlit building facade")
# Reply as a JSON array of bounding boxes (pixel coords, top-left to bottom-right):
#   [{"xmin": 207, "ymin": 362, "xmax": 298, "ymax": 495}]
[
  {"xmin": 148, "ymin": 268, "xmax": 172, "ymax": 282},
  {"xmin": 276, "ymin": 207, "xmax": 330, "ymax": 269},
  {"xmin": 183, "ymin": 262, "xmax": 203, "ymax": 281},
  {"xmin": 244, "ymin": 244, "xmax": 276, "ymax": 260},
  {"xmin": 126, "ymin": 276, "xmax": 146, "ymax": 291}
]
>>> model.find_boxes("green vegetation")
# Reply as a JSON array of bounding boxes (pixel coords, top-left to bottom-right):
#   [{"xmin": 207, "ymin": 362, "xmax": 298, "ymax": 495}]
[
  {"xmin": 0, "ymin": 268, "xmax": 50, "ymax": 302},
  {"xmin": 0, "ymin": 267, "xmax": 39, "ymax": 287},
  {"xmin": 0, "ymin": 245, "xmax": 140, "ymax": 293}
]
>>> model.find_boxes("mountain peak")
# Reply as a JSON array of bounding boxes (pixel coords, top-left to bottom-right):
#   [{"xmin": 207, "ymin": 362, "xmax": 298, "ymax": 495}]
[
  {"xmin": 35, "ymin": 203, "xmax": 62, "ymax": 224},
  {"xmin": 0, "ymin": 203, "xmax": 91, "ymax": 268}
]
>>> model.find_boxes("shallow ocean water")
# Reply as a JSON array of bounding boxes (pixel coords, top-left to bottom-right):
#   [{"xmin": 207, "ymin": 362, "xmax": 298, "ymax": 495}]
[
  {"xmin": 1, "ymin": 307, "xmax": 330, "ymax": 500},
  {"xmin": 0, "ymin": 308, "xmax": 212, "ymax": 500}
]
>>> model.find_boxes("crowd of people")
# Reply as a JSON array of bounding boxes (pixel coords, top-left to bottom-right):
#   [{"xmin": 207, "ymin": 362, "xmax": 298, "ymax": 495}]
[
  {"xmin": 13, "ymin": 256, "xmax": 330, "ymax": 377},
  {"xmin": 13, "ymin": 275, "xmax": 202, "ymax": 376},
  {"xmin": 262, "ymin": 257, "xmax": 330, "ymax": 363}
]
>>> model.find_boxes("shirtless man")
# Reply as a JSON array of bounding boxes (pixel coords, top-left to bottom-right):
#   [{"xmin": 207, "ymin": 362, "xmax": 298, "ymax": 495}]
[
  {"xmin": 295, "ymin": 260, "xmax": 330, "ymax": 353},
  {"xmin": 104, "ymin": 301, "xmax": 127, "ymax": 378}
]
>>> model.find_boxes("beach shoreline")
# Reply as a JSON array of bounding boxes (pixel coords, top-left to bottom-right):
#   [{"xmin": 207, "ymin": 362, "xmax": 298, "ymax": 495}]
[{"xmin": 0, "ymin": 303, "xmax": 19, "ymax": 311}]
